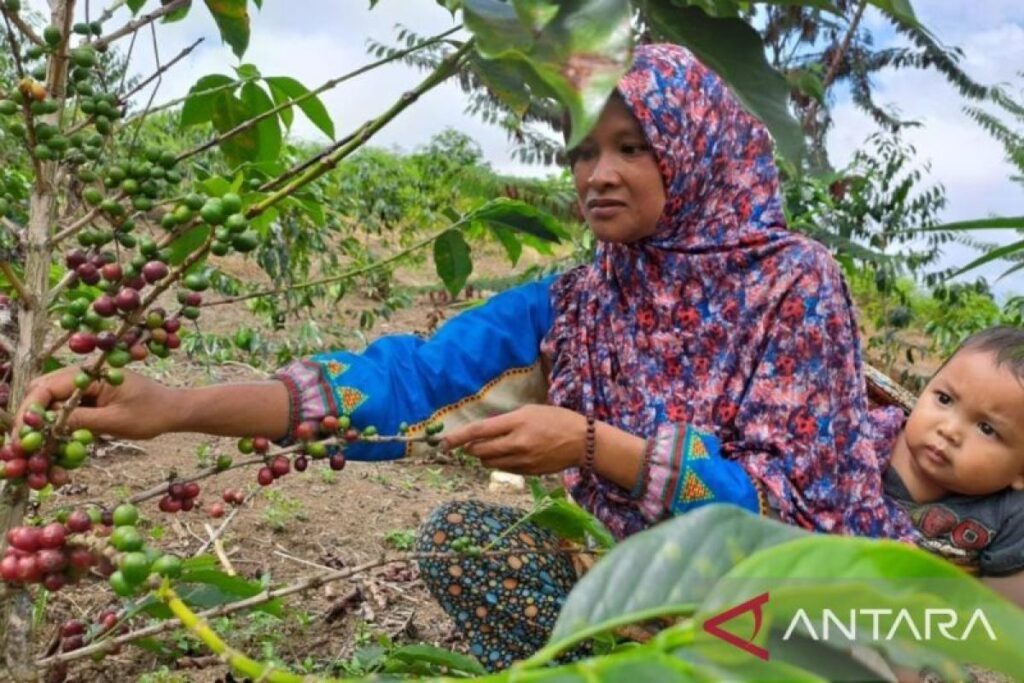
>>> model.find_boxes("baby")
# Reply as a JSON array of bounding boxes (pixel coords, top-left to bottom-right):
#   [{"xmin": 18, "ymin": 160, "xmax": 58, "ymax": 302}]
[{"xmin": 883, "ymin": 326, "xmax": 1024, "ymax": 579}]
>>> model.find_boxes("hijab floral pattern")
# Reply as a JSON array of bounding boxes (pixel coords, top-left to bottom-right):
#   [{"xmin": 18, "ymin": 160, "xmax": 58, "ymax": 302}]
[{"xmin": 542, "ymin": 44, "xmax": 916, "ymax": 541}]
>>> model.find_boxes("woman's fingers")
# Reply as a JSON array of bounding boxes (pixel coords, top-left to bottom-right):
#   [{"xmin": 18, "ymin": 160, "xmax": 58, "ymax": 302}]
[{"xmin": 440, "ymin": 412, "xmax": 516, "ymax": 450}]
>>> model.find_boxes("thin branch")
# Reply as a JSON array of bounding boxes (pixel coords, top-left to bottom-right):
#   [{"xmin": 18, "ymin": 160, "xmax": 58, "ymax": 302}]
[
  {"xmin": 0, "ymin": 6, "xmax": 44, "ymax": 47},
  {"xmin": 95, "ymin": 0, "xmax": 127, "ymax": 26},
  {"xmin": 124, "ymin": 77, "xmax": 258, "ymax": 124},
  {"xmin": 44, "ymin": 270, "xmax": 79, "ymax": 308},
  {"xmin": 93, "ymin": 0, "xmax": 189, "ymax": 50},
  {"xmin": 200, "ymin": 225, "xmax": 453, "ymax": 308},
  {"xmin": 176, "ymin": 26, "xmax": 461, "ymax": 166},
  {"xmin": 120, "ymin": 37, "xmax": 203, "ymax": 103},
  {"xmin": 195, "ymin": 491, "xmax": 256, "ymax": 555},
  {"xmin": 34, "ymin": 547, "xmax": 595, "ymax": 668},
  {"xmin": 1, "ymin": 217, "xmax": 22, "ymax": 240},
  {"xmin": 804, "ymin": 0, "xmax": 869, "ymax": 127},
  {"xmin": 0, "ymin": 262, "xmax": 35, "ymax": 309}
]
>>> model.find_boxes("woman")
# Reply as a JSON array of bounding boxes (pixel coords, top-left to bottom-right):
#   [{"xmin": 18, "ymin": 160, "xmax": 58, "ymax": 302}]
[{"xmin": 17, "ymin": 44, "xmax": 912, "ymax": 670}]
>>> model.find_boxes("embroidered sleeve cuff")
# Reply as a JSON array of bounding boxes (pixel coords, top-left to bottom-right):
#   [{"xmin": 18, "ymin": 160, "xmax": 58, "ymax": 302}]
[
  {"xmin": 272, "ymin": 359, "xmax": 335, "ymax": 444},
  {"xmin": 637, "ymin": 424, "xmax": 762, "ymax": 523}
]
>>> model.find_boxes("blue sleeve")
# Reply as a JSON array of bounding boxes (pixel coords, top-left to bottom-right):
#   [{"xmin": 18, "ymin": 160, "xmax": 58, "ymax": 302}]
[{"xmin": 281, "ymin": 276, "xmax": 557, "ymax": 461}]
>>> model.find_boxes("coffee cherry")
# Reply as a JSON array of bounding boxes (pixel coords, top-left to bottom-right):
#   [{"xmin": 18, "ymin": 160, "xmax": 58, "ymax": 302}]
[
  {"xmin": 236, "ymin": 437, "xmax": 254, "ymax": 454},
  {"xmin": 114, "ymin": 288, "xmax": 140, "ymax": 311},
  {"xmin": 48, "ymin": 466, "xmax": 70, "ymax": 487},
  {"xmin": 8, "ymin": 526, "xmax": 40, "ymax": 552},
  {"xmin": 182, "ymin": 482, "xmax": 200, "ymax": 499},
  {"xmin": 329, "ymin": 453, "xmax": 346, "ymax": 471},
  {"xmin": 27, "ymin": 471, "xmax": 49, "ymax": 490},
  {"xmin": 142, "ymin": 260, "xmax": 168, "ymax": 284},
  {"xmin": 152, "ymin": 553, "xmax": 182, "ymax": 578},
  {"xmin": 294, "ymin": 422, "xmax": 315, "ymax": 442},
  {"xmin": 100, "ymin": 263, "xmax": 123, "ymax": 282},
  {"xmin": 252, "ymin": 436, "xmax": 269, "ymax": 453},
  {"xmin": 66, "ymin": 509, "xmax": 92, "ymax": 533},
  {"xmin": 68, "ymin": 332, "xmax": 96, "ymax": 354},
  {"xmin": 180, "ymin": 497, "xmax": 195, "ymax": 512},
  {"xmin": 61, "ymin": 620, "xmax": 86, "ymax": 638},
  {"xmin": 256, "ymin": 467, "xmax": 274, "ymax": 486},
  {"xmin": 158, "ymin": 496, "xmax": 181, "ymax": 513},
  {"xmin": 110, "ymin": 525, "xmax": 142, "ymax": 552},
  {"xmin": 92, "ymin": 295, "xmax": 116, "ymax": 317},
  {"xmin": 270, "ymin": 455, "xmax": 290, "ymax": 478},
  {"xmin": 39, "ymin": 522, "xmax": 66, "ymax": 549},
  {"xmin": 22, "ymin": 411, "xmax": 43, "ymax": 430},
  {"xmin": 293, "ymin": 455, "xmax": 308, "ymax": 472},
  {"xmin": 168, "ymin": 482, "xmax": 185, "ymax": 499},
  {"xmin": 306, "ymin": 442, "xmax": 327, "ymax": 460},
  {"xmin": 37, "ymin": 548, "xmax": 67, "ymax": 573},
  {"xmin": 67, "ymin": 545, "xmax": 94, "ymax": 570},
  {"xmin": 207, "ymin": 502, "xmax": 225, "ymax": 518},
  {"xmin": 112, "ymin": 503, "xmax": 138, "ymax": 527},
  {"xmin": 320, "ymin": 416, "xmax": 339, "ymax": 433}
]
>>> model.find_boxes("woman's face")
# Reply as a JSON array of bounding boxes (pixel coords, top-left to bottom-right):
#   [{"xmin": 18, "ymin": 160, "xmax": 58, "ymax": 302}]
[{"xmin": 570, "ymin": 95, "xmax": 666, "ymax": 244}]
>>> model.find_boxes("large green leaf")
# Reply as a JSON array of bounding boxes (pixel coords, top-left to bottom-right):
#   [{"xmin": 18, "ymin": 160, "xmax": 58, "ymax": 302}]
[
  {"xmin": 167, "ymin": 225, "xmax": 211, "ymax": 266},
  {"xmin": 642, "ymin": 1, "xmax": 804, "ymax": 166},
  {"xmin": 204, "ymin": 0, "xmax": 250, "ymax": 59},
  {"xmin": 265, "ymin": 76, "xmax": 336, "ymax": 139},
  {"xmin": 240, "ymin": 82, "xmax": 282, "ymax": 162},
  {"xmin": 180, "ymin": 74, "xmax": 236, "ymax": 128},
  {"xmin": 697, "ymin": 535, "xmax": 1024, "ymax": 681},
  {"xmin": 434, "ymin": 229, "xmax": 473, "ymax": 296},
  {"xmin": 385, "ymin": 644, "xmax": 487, "ymax": 675},
  {"xmin": 469, "ymin": 197, "xmax": 565, "ymax": 242},
  {"xmin": 552, "ymin": 506, "xmax": 805, "ymax": 640},
  {"xmin": 527, "ymin": 495, "xmax": 616, "ymax": 549},
  {"xmin": 463, "ymin": 0, "xmax": 633, "ymax": 149}
]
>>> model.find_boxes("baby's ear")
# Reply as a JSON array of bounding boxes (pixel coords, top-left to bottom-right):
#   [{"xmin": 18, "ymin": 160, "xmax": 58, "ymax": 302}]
[{"xmin": 1011, "ymin": 471, "xmax": 1024, "ymax": 491}]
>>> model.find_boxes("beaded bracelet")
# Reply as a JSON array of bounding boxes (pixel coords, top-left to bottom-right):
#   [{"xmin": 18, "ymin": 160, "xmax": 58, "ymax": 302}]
[
  {"xmin": 629, "ymin": 436, "xmax": 656, "ymax": 500},
  {"xmin": 582, "ymin": 416, "xmax": 596, "ymax": 474}
]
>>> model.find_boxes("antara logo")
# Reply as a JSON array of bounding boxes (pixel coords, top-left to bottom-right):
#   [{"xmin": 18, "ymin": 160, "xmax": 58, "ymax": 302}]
[{"xmin": 703, "ymin": 593, "xmax": 998, "ymax": 660}]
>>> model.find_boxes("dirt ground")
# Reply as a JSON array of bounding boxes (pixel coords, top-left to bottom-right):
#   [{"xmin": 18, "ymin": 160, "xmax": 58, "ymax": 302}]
[{"xmin": 32, "ymin": 247, "xmax": 551, "ymax": 682}]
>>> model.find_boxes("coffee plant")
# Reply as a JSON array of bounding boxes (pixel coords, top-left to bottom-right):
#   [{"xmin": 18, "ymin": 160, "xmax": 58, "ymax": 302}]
[{"xmin": 0, "ymin": 0, "xmax": 1020, "ymax": 681}]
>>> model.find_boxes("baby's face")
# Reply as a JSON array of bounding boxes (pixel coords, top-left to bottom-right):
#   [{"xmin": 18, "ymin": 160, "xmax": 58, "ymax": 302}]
[{"xmin": 902, "ymin": 349, "xmax": 1024, "ymax": 498}]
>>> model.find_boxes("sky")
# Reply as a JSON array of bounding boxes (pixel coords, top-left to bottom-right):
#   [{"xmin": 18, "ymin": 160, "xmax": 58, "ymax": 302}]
[{"xmin": 22, "ymin": 0, "xmax": 1024, "ymax": 294}]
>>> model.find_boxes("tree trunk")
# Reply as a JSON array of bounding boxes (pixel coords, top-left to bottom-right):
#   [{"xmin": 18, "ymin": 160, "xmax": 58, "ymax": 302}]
[{"xmin": 0, "ymin": 2, "xmax": 75, "ymax": 678}]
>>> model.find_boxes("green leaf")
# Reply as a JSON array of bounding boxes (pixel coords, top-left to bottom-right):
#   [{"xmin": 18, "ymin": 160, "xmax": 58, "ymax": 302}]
[
  {"xmin": 469, "ymin": 197, "xmax": 564, "ymax": 242},
  {"xmin": 463, "ymin": 0, "xmax": 633, "ymax": 149},
  {"xmin": 433, "ymin": 229, "xmax": 473, "ymax": 297},
  {"xmin": 528, "ymin": 498, "xmax": 615, "ymax": 549},
  {"xmin": 643, "ymin": 1, "xmax": 804, "ymax": 167},
  {"xmin": 235, "ymin": 63, "xmax": 261, "ymax": 80},
  {"xmin": 163, "ymin": 1, "xmax": 192, "ymax": 22},
  {"xmin": 203, "ymin": 0, "xmax": 250, "ymax": 59},
  {"xmin": 386, "ymin": 644, "xmax": 487, "ymax": 675},
  {"xmin": 240, "ymin": 82, "xmax": 282, "ymax": 162},
  {"xmin": 949, "ymin": 236, "xmax": 1024, "ymax": 279},
  {"xmin": 913, "ymin": 215, "xmax": 1024, "ymax": 232},
  {"xmin": 167, "ymin": 225, "xmax": 210, "ymax": 266},
  {"xmin": 787, "ymin": 68, "xmax": 825, "ymax": 103},
  {"xmin": 264, "ymin": 76, "xmax": 336, "ymax": 139},
  {"xmin": 487, "ymin": 223, "xmax": 523, "ymax": 266},
  {"xmin": 553, "ymin": 506, "xmax": 805, "ymax": 641},
  {"xmin": 180, "ymin": 74, "xmax": 236, "ymax": 128},
  {"xmin": 867, "ymin": 0, "xmax": 919, "ymax": 26},
  {"xmin": 127, "ymin": 0, "xmax": 147, "ymax": 14}
]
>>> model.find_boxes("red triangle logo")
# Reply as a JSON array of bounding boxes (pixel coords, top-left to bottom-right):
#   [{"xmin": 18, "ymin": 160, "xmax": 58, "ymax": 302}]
[{"xmin": 702, "ymin": 592, "xmax": 770, "ymax": 660}]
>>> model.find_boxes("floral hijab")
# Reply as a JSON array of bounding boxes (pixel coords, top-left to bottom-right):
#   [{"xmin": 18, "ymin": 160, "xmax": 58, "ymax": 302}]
[{"xmin": 542, "ymin": 44, "xmax": 915, "ymax": 541}]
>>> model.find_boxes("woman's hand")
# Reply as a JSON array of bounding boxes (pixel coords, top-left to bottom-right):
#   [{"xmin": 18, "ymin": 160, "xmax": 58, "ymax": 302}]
[
  {"xmin": 15, "ymin": 367, "xmax": 179, "ymax": 440},
  {"xmin": 440, "ymin": 405, "xmax": 587, "ymax": 475}
]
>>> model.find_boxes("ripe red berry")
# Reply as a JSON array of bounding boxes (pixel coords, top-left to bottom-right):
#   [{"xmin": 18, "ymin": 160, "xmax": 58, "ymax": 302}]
[
  {"xmin": 294, "ymin": 422, "xmax": 315, "ymax": 442},
  {"xmin": 22, "ymin": 412, "xmax": 43, "ymax": 430},
  {"xmin": 27, "ymin": 472, "xmax": 49, "ymax": 490},
  {"xmin": 180, "ymin": 497, "xmax": 195, "ymax": 512},
  {"xmin": 256, "ymin": 467, "xmax": 274, "ymax": 486},
  {"xmin": 65, "ymin": 250, "xmax": 88, "ymax": 269},
  {"xmin": 163, "ymin": 317, "xmax": 181, "ymax": 333},
  {"xmin": 182, "ymin": 482, "xmax": 200, "ymax": 498},
  {"xmin": 39, "ymin": 522, "xmax": 67, "ymax": 549},
  {"xmin": 207, "ymin": 502, "xmax": 225, "ymax": 518},
  {"xmin": 26, "ymin": 454, "xmax": 49, "ymax": 474},
  {"xmin": 96, "ymin": 331, "xmax": 118, "ymax": 351},
  {"xmin": 99, "ymin": 611, "xmax": 118, "ymax": 632},
  {"xmin": 293, "ymin": 455, "xmax": 308, "ymax": 472},
  {"xmin": 3, "ymin": 458, "xmax": 26, "ymax": 479},
  {"xmin": 0, "ymin": 555, "xmax": 19, "ymax": 581},
  {"xmin": 168, "ymin": 482, "xmax": 185, "ymax": 499},
  {"xmin": 67, "ymin": 546, "xmax": 93, "ymax": 570},
  {"xmin": 142, "ymin": 261, "xmax": 168, "ymax": 284},
  {"xmin": 329, "ymin": 453, "xmax": 346, "ymax": 471},
  {"xmin": 60, "ymin": 634, "xmax": 84, "ymax": 651},
  {"xmin": 165, "ymin": 333, "xmax": 181, "ymax": 349},
  {"xmin": 61, "ymin": 620, "xmax": 86, "ymax": 638},
  {"xmin": 344, "ymin": 429, "xmax": 360, "ymax": 443},
  {"xmin": 15, "ymin": 555, "xmax": 41, "ymax": 582},
  {"xmin": 68, "ymin": 332, "xmax": 97, "ymax": 354},
  {"xmin": 66, "ymin": 510, "xmax": 92, "ymax": 533},
  {"xmin": 76, "ymin": 262, "xmax": 100, "ymax": 285},
  {"xmin": 48, "ymin": 465, "xmax": 70, "ymax": 488},
  {"xmin": 158, "ymin": 496, "xmax": 181, "ymax": 513},
  {"xmin": 114, "ymin": 288, "xmax": 140, "ymax": 311},
  {"xmin": 252, "ymin": 436, "xmax": 269, "ymax": 453},
  {"xmin": 100, "ymin": 263, "xmax": 123, "ymax": 282},
  {"xmin": 42, "ymin": 572, "xmax": 67, "ymax": 592},
  {"xmin": 36, "ymin": 548, "xmax": 68, "ymax": 573},
  {"xmin": 129, "ymin": 343, "xmax": 148, "ymax": 361},
  {"xmin": 320, "ymin": 416, "xmax": 339, "ymax": 433},
  {"xmin": 270, "ymin": 455, "xmax": 290, "ymax": 478}
]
